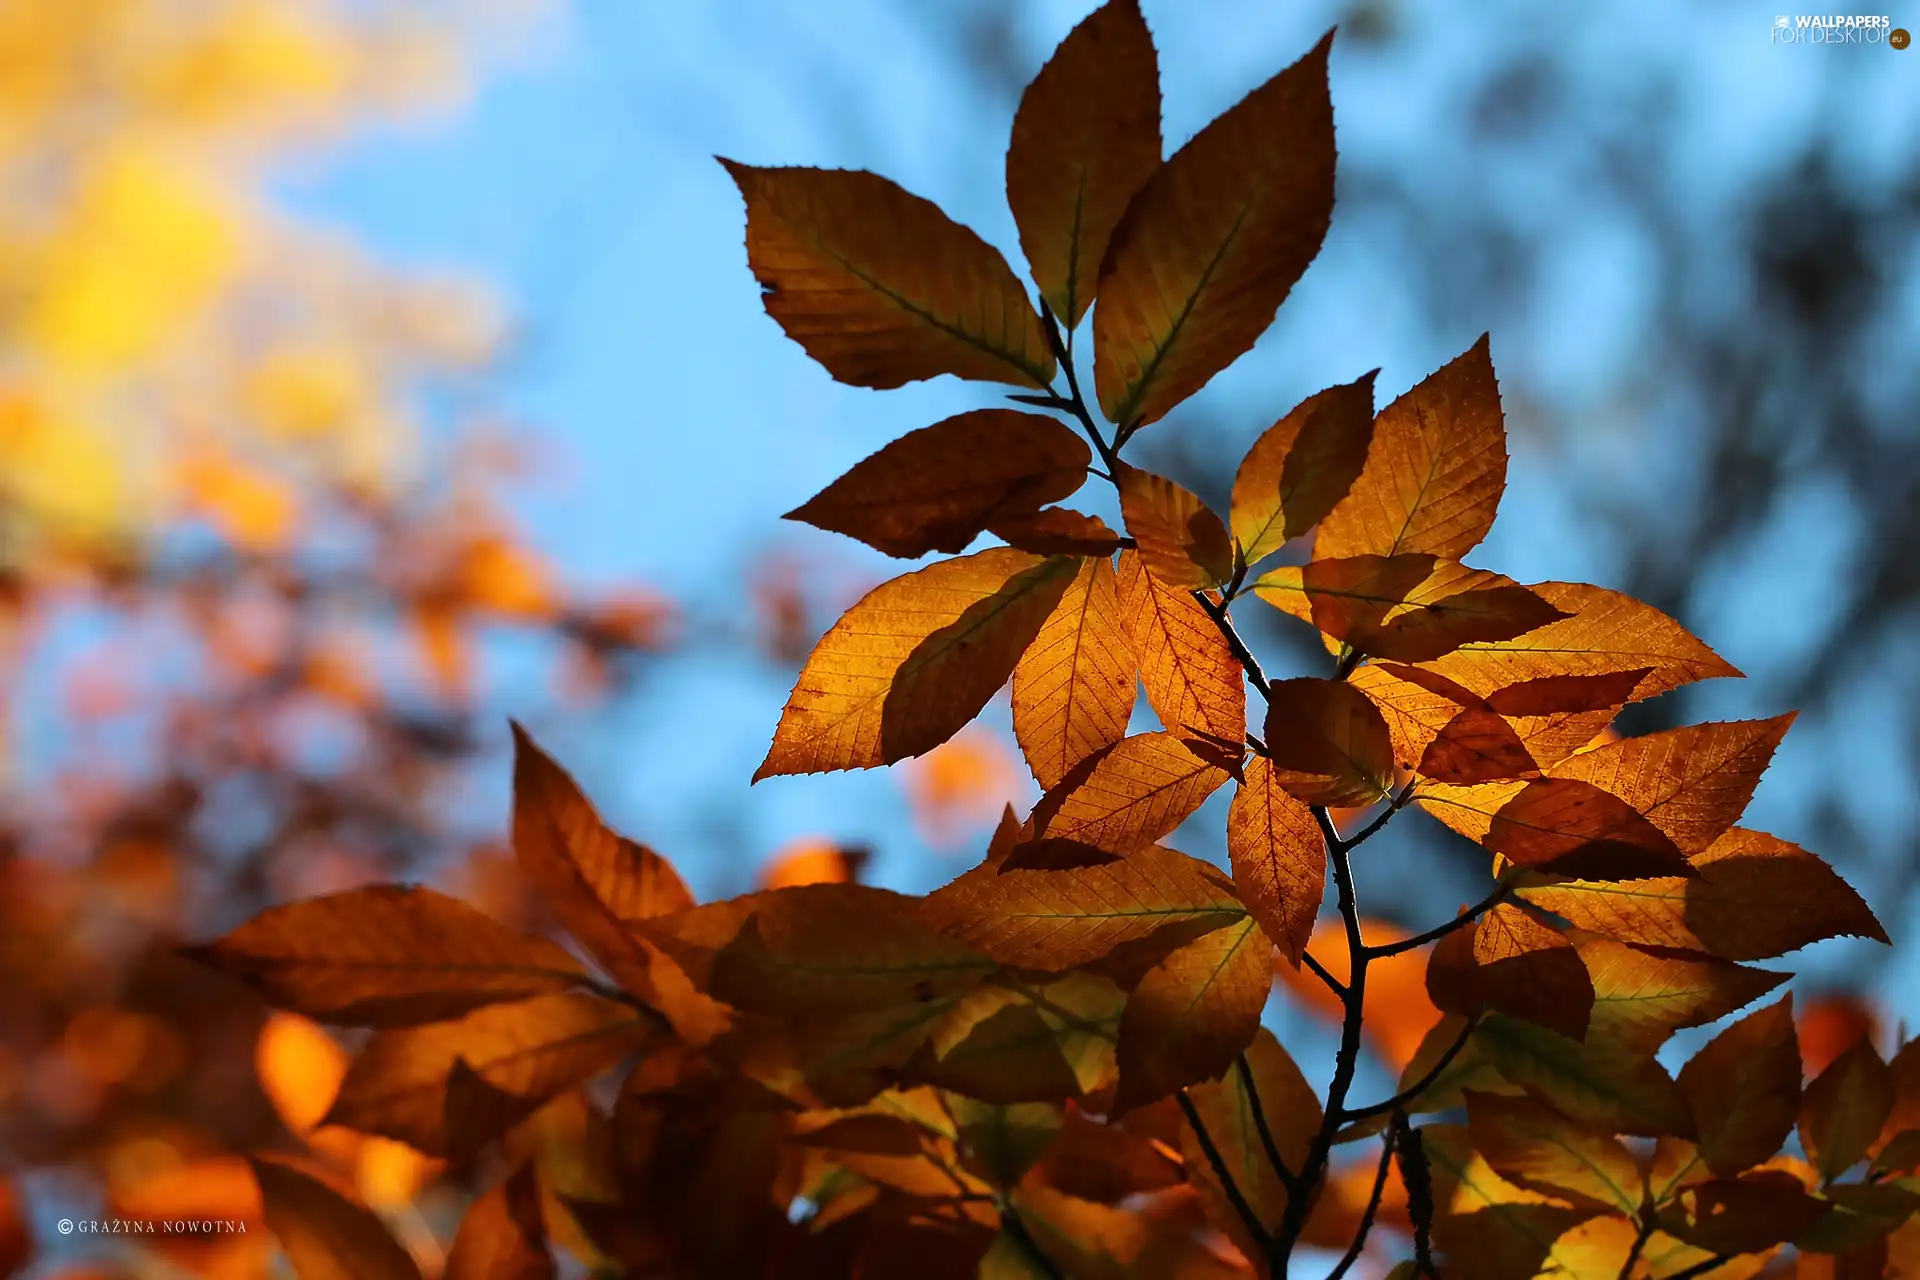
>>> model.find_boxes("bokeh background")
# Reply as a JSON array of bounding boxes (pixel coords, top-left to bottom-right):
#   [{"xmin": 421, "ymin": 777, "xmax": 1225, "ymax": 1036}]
[{"xmin": 1, "ymin": 0, "xmax": 1914, "ymax": 1275}]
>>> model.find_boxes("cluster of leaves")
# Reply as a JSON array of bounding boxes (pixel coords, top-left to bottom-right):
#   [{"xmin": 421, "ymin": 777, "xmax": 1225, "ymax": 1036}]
[{"xmin": 186, "ymin": 3, "xmax": 1901, "ymax": 1278}]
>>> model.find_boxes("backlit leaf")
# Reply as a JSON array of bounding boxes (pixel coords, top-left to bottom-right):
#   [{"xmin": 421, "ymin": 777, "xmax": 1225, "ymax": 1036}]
[
  {"xmin": 1005, "ymin": 0, "xmax": 1161, "ymax": 327},
  {"xmin": 1800, "ymin": 1042, "xmax": 1893, "ymax": 1183},
  {"xmin": 1180, "ymin": 1028, "xmax": 1322, "ymax": 1251},
  {"xmin": 1226, "ymin": 756, "xmax": 1324, "ymax": 964},
  {"xmin": 1230, "ymin": 373, "xmax": 1378, "ymax": 566},
  {"xmin": 784, "ymin": 410, "xmax": 1091, "ymax": 557},
  {"xmin": 251, "ymin": 1155, "xmax": 423, "ymax": 1280},
  {"xmin": 1116, "ymin": 464, "xmax": 1234, "ymax": 589},
  {"xmin": 444, "ymin": 1163, "xmax": 553, "ymax": 1280},
  {"xmin": 1262, "ymin": 676, "xmax": 1394, "ymax": 806},
  {"xmin": 1677, "ymin": 996, "xmax": 1801, "ymax": 1178},
  {"xmin": 1658, "ymin": 1170, "xmax": 1831, "ymax": 1255},
  {"xmin": 721, "ymin": 161, "xmax": 1054, "ymax": 389},
  {"xmin": 1463, "ymin": 1089, "xmax": 1642, "ymax": 1214},
  {"xmin": 989, "ymin": 506, "xmax": 1124, "ymax": 556},
  {"xmin": 323, "ymin": 993, "xmax": 653, "ymax": 1157},
  {"xmin": 1012, "ymin": 555, "xmax": 1137, "ymax": 789},
  {"xmin": 1092, "ymin": 32, "xmax": 1335, "ymax": 427},
  {"xmin": 906, "ymin": 972, "xmax": 1124, "ymax": 1103},
  {"xmin": 1420, "ymin": 706, "xmax": 1539, "ymax": 784},
  {"xmin": 1114, "ymin": 915, "xmax": 1272, "ymax": 1112},
  {"xmin": 1514, "ymin": 828, "xmax": 1887, "ymax": 960},
  {"xmin": 945, "ymin": 1096, "xmax": 1063, "ymax": 1190},
  {"xmin": 756, "ymin": 548, "xmax": 1077, "ymax": 778},
  {"xmin": 1420, "ymin": 776, "xmax": 1697, "ymax": 880},
  {"xmin": 917, "ymin": 843, "xmax": 1245, "ymax": 973},
  {"xmin": 1577, "ymin": 934, "xmax": 1785, "ymax": 1055},
  {"xmin": 1427, "ymin": 904, "xmax": 1593, "ymax": 1041},
  {"xmin": 1420, "ymin": 1124, "xmax": 1599, "ymax": 1280},
  {"xmin": 1028, "ymin": 730, "xmax": 1231, "ymax": 853},
  {"xmin": 1115, "ymin": 549, "xmax": 1246, "ymax": 746},
  {"xmin": 1472, "ymin": 1012, "xmax": 1692, "ymax": 1137},
  {"xmin": 1254, "ymin": 555, "xmax": 1567, "ymax": 663},
  {"xmin": 1317, "ymin": 335, "xmax": 1507, "ymax": 560},
  {"xmin": 186, "ymin": 885, "xmax": 589, "ymax": 1028}
]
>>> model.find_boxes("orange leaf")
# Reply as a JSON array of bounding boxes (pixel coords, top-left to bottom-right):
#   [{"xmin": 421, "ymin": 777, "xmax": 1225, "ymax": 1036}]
[
  {"xmin": 1486, "ymin": 670, "xmax": 1653, "ymax": 717},
  {"xmin": 1012, "ymin": 555, "xmax": 1137, "ymax": 789},
  {"xmin": 1800, "ymin": 1041, "xmax": 1893, "ymax": 1182},
  {"xmin": 784, "ymin": 410, "xmax": 1090, "ymax": 557},
  {"xmin": 1463, "ymin": 1089, "xmax": 1642, "ymax": 1213},
  {"xmin": 187, "ymin": 885, "xmax": 590, "ymax": 1028},
  {"xmin": 1114, "ymin": 916, "xmax": 1272, "ymax": 1113},
  {"xmin": 720, "ymin": 161, "xmax": 1054, "ymax": 389},
  {"xmin": 1005, "ymin": 0, "xmax": 1161, "ymax": 328},
  {"xmin": 323, "ymin": 993, "xmax": 655, "ymax": 1157},
  {"xmin": 1262, "ymin": 676, "xmax": 1394, "ymax": 807},
  {"xmin": 1677, "ymin": 996, "xmax": 1802, "ymax": 1178},
  {"xmin": 918, "ymin": 844, "xmax": 1245, "ymax": 973},
  {"xmin": 1470, "ymin": 1013, "xmax": 1692, "ymax": 1137},
  {"xmin": 756, "ymin": 548, "xmax": 1077, "ymax": 778},
  {"xmin": 256, "ymin": 1012, "xmax": 349, "ymax": 1138},
  {"xmin": 1426, "ymin": 904, "xmax": 1593, "ymax": 1041},
  {"xmin": 1421, "ymin": 776, "xmax": 1696, "ymax": 880},
  {"xmin": 1317, "ymin": 335, "xmax": 1506, "ymax": 561},
  {"xmin": 989, "ymin": 506, "xmax": 1124, "ymax": 556},
  {"xmin": 1513, "ymin": 827, "xmax": 1886, "ymax": 961},
  {"xmin": 1419, "ymin": 706, "xmax": 1539, "ymax": 784},
  {"xmin": 1028, "ymin": 730, "xmax": 1231, "ymax": 853},
  {"xmin": 1798, "ymin": 994, "xmax": 1878, "ymax": 1079},
  {"xmin": 1117, "ymin": 465, "xmax": 1235, "ymax": 590},
  {"xmin": 250, "ymin": 1155, "xmax": 423, "ymax": 1280},
  {"xmin": 1659, "ymin": 1170, "xmax": 1831, "ymax": 1256},
  {"xmin": 1578, "ymin": 934, "xmax": 1786, "ymax": 1055},
  {"xmin": 1226, "ymin": 756, "xmax": 1324, "ymax": 964},
  {"xmin": 1178, "ymin": 1028, "xmax": 1322, "ymax": 1253},
  {"xmin": 1115, "ymin": 549, "xmax": 1246, "ymax": 747},
  {"xmin": 908, "ymin": 972, "xmax": 1124, "ymax": 1104},
  {"xmin": 1092, "ymin": 32, "xmax": 1334, "ymax": 428},
  {"xmin": 444, "ymin": 1163, "xmax": 553, "ymax": 1280},
  {"xmin": 1230, "ymin": 373, "xmax": 1378, "ymax": 566}
]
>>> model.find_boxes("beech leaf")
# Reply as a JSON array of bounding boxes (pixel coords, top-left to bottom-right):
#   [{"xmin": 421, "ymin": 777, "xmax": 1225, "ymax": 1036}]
[
  {"xmin": 989, "ymin": 506, "xmax": 1125, "ymax": 556},
  {"xmin": 443, "ymin": 1164, "xmax": 553, "ymax": 1280},
  {"xmin": 1463, "ymin": 1089, "xmax": 1642, "ymax": 1214},
  {"xmin": 1254, "ymin": 555, "xmax": 1568, "ymax": 663},
  {"xmin": 1114, "ymin": 915, "xmax": 1272, "ymax": 1113},
  {"xmin": 1677, "ymin": 995, "xmax": 1802, "ymax": 1178},
  {"xmin": 1115, "ymin": 549, "xmax": 1245, "ymax": 747},
  {"xmin": 1027, "ymin": 730, "xmax": 1232, "ymax": 854},
  {"xmin": 251, "ymin": 1156, "xmax": 423, "ymax": 1280},
  {"xmin": 1226, "ymin": 756, "xmax": 1325, "ymax": 965},
  {"xmin": 1116, "ymin": 464, "xmax": 1235, "ymax": 589},
  {"xmin": 1011, "ymin": 555, "xmax": 1137, "ymax": 789},
  {"xmin": 1262, "ymin": 676, "xmax": 1395, "ymax": 807},
  {"xmin": 1230, "ymin": 373, "xmax": 1378, "ymax": 566}
]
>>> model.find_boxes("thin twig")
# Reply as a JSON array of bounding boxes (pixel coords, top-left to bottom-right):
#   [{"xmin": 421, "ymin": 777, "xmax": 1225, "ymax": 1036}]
[
  {"xmin": 1616, "ymin": 1215, "xmax": 1656, "ymax": 1280},
  {"xmin": 1176, "ymin": 1090, "xmax": 1273, "ymax": 1256},
  {"xmin": 1325, "ymin": 1121, "xmax": 1399, "ymax": 1280},
  {"xmin": 1342, "ymin": 1014, "xmax": 1481, "ymax": 1121},
  {"xmin": 1197, "ymin": 590, "xmax": 1273, "ymax": 699},
  {"xmin": 1238, "ymin": 1053, "xmax": 1301, "ymax": 1193},
  {"xmin": 999, "ymin": 1203, "xmax": 1066, "ymax": 1280},
  {"xmin": 1300, "ymin": 948, "xmax": 1347, "ymax": 997},
  {"xmin": 1368, "ymin": 885, "xmax": 1510, "ymax": 958}
]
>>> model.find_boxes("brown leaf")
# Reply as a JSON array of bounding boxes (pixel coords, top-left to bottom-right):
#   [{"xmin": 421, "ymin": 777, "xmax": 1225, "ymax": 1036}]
[
  {"xmin": 444, "ymin": 1163, "xmax": 554, "ymax": 1280},
  {"xmin": 444, "ymin": 1057, "xmax": 547, "ymax": 1167},
  {"xmin": 1029, "ymin": 1105, "xmax": 1184, "ymax": 1203},
  {"xmin": 1420, "ymin": 706, "xmax": 1539, "ymax": 784},
  {"xmin": 323, "ymin": 993, "xmax": 653, "ymax": 1156},
  {"xmin": 1028, "ymin": 730, "xmax": 1231, "ymax": 853},
  {"xmin": 1226, "ymin": 756, "xmax": 1324, "ymax": 964},
  {"xmin": 1427, "ymin": 904, "xmax": 1594, "ymax": 1041},
  {"xmin": 1514, "ymin": 828, "xmax": 1886, "ymax": 960},
  {"xmin": 917, "ymin": 843, "xmax": 1245, "ymax": 972},
  {"xmin": 906, "ymin": 972, "xmax": 1124, "ymax": 1104},
  {"xmin": 1012, "ymin": 555, "xmax": 1137, "ymax": 789},
  {"xmin": 1578, "ymin": 934, "xmax": 1786, "ymax": 1055},
  {"xmin": 1801, "ymin": 1042, "xmax": 1894, "ymax": 1182},
  {"xmin": 1231, "ymin": 372, "xmax": 1378, "ymax": 566},
  {"xmin": 1419, "ymin": 1125, "xmax": 1600, "ymax": 1280},
  {"xmin": 1453, "ymin": 776, "xmax": 1697, "ymax": 880},
  {"xmin": 989, "ymin": 506, "xmax": 1124, "ymax": 556},
  {"xmin": 1463, "ymin": 1089, "xmax": 1642, "ymax": 1213},
  {"xmin": 1486, "ymin": 670, "xmax": 1653, "ymax": 717},
  {"xmin": 1660, "ymin": 1171, "xmax": 1831, "ymax": 1256},
  {"xmin": 1547, "ymin": 715, "xmax": 1797, "ymax": 856},
  {"xmin": 756, "ymin": 548, "xmax": 1077, "ymax": 778},
  {"xmin": 1116, "ymin": 465, "xmax": 1235, "ymax": 589},
  {"xmin": 1092, "ymin": 31, "xmax": 1335, "ymax": 427},
  {"xmin": 1115, "ymin": 549, "xmax": 1246, "ymax": 747},
  {"xmin": 1677, "ymin": 995, "xmax": 1802, "ymax": 1178},
  {"xmin": 1114, "ymin": 916, "xmax": 1272, "ymax": 1112},
  {"xmin": 1472, "ymin": 1013, "xmax": 1693, "ymax": 1137},
  {"xmin": 1255, "ymin": 555, "xmax": 1568, "ymax": 663},
  {"xmin": 721, "ymin": 161, "xmax": 1054, "ymax": 389},
  {"xmin": 1005, "ymin": 0, "xmax": 1161, "ymax": 327},
  {"xmin": 184, "ymin": 885, "xmax": 588, "ymax": 1029},
  {"xmin": 1262, "ymin": 676, "xmax": 1395, "ymax": 806},
  {"xmin": 785, "ymin": 411, "xmax": 1090, "ymax": 558},
  {"xmin": 251, "ymin": 1155, "xmax": 423, "ymax": 1280},
  {"xmin": 1317, "ymin": 335, "xmax": 1507, "ymax": 560}
]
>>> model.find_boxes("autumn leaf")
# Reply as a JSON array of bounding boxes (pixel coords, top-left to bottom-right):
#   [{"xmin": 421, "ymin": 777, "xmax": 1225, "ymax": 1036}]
[
  {"xmin": 1012, "ymin": 555, "xmax": 1136, "ymax": 789},
  {"xmin": 1114, "ymin": 915, "xmax": 1272, "ymax": 1112},
  {"xmin": 1419, "ymin": 707, "xmax": 1540, "ymax": 784},
  {"xmin": 1462, "ymin": 1089, "xmax": 1642, "ymax": 1214},
  {"xmin": 1658, "ymin": 1170, "xmax": 1831, "ymax": 1256},
  {"xmin": 1179, "ymin": 1028, "xmax": 1323, "ymax": 1250},
  {"xmin": 1355, "ymin": 661, "xmax": 1628, "ymax": 782},
  {"xmin": 1226, "ymin": 756, "xmax": 1324, "ymax": 964},
  {"xmin": 906, "ymin": 972, "xmax": 1124, "ymax": 1103},
  {"xmin": 1231, "ymin": 373, "xmax": 1378, "ymax": 566},
  {"xmin": 989, "ymin": 506, "xmax": 1125, "ymax": 556},
  {"xmin": 1471, "ymin": 1012, "xmax": 1692, "ymax": 1137},
  {"xmin": 756, "ymin": 548, "xmax": 1077, "ymax": 778},
  {"xmin": 721, "ymin": 161, "xmax": 1054, "ymax": 389},
  {"xmin": 1677, "ymin": 996, "xmax": 1802, "ymax": 1178},
  {"xmin": 1026, "ymin": 731, "xmax": 1231, "ymax": 853},
  {"xmin": 1092, "ymin": 31, "xmax": 1335, "ymax": 428},
  {"xmin": 917, "ymin": 843, "xmax": 1246, "ymax": 973},
  {"xmin": 946, "ymin": 1096, "xmax": 1064, "ymax": 1190},
  {"xmin": 250, "ymin": 1155, "xmax": 423, "ymax": 1280},
  {"xmin": 1115, "ymin": 549, "xmax": 1246, "ymax": 746},
  {"xmin": 1254, "ymin": 555, "xmax": 1567, "ymax": 664},
  {"xmin": 1800, "ymin": 1041, "xmax": 1893, "ymax": 1182},
  {"xmin": 1426, "ymin": 904, "xmax": 1594, "ymax": 1041},
  {"xmin": 1115, "ymin": 465, "xmax": 1234, "ymax": 589},
  {"xmin": 1487, "ymin": 670, "xmax": 1653, "ymax": 717},
  {"xmin": 1317, "ymin": 335, "xmax": 1507, "ymax": 561},
  {"xmin": 184, "ymin": 885, "xmax": 590, "ymax": 1028},
  {"xmin": 1576, "ymin": 933, "xmax": 1786, "ymax": 1055},
  {"xmin": 1419, "ymin": 1124, "xmax": 1598, "ymax": 1280},
  {"xmin": 784, "ymin": 410, "xmax": 1091, "ymax": 557},
  {"xmin": 1420, "ymin": 776, "xmax": 1696, "ymax": 880},
  {"xmin": 1005, "ymin": 0, "xmax": 1161, "ymax": 328},
  {"xmin": 444, "ymin": 1163, "xmax": 554, "ymax": 1280},
  {"xmin": 1513, "ymin": 828, "xmax": 1886, "ymax": 960},
  {"xmin": 1262, "ymin": 676, "xmax": 1395, "ymax": 806},
  {"xmin": 323, "ymin": 993, "xmax": 654, "ymax": 1156}
]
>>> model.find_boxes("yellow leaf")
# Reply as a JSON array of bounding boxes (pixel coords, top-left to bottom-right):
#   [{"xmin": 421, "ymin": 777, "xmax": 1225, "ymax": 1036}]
[
  {"xmin": 1117, "ymin": 464, "xmax": 1234, "ymax": 590},
  {"xmin": 1029, "ymin": 730, "xmax": 1231, "ymax": 853},
  {"xmin": 1463, "ymin": 1089, "xmax": 1642, "ymax": 1214},
  {"xmin": 1577, "ymin": 933, "xmax": 1785, "ymax": 1055}
]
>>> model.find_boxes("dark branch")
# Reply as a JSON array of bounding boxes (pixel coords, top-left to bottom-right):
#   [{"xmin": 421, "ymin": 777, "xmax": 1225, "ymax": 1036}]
[
  {"xmin": 1342, "ymin": 1014, "xmax": 1481, "ymax": 1121},
  {"xmin": 1325, "ymin": 1122, "xmax": 1399, "ymax": 1280},
  {"xmin": 1368, "ymin": 885, "xmax": 1510, "ymax": 958},
  {"xmin": 1176, "ymin": 1090, "xmax": 1273, "ymax": 1256},
  {"xmin": 1238, "ymin": 1052, "xmax": 1301, "ymax": 1194}
]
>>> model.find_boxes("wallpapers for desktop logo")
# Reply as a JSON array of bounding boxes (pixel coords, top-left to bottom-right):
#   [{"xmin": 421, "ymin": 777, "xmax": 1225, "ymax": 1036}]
[{"xmin": 1771, "ymin": 13, "xmax": 1907, "ymax": 43}]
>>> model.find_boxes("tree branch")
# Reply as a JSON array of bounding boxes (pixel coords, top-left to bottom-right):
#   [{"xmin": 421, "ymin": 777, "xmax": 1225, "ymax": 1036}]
[
  {"xmin": 1238, "ymin": 1052, "xmax": 1301, "ymax": 1194},
  {"xmin": 1396, "ymin": 1114, "xmax": 1437, "ymax": 1278},
  {"xmin": 1176, "ymin": 1090, "xmax": 1273, "ymax": 1256},
  {"xmin": 1197, "ymin": 590, "xmax": 1272, "ymax": 700},
  {"xmin": 1325, "ymin": 1121, "xmax": 1398, "ymax": 1280},
  {"xmin": 1368, "ymin": 886, "xmax": 1509, "ymax": 958},
  {"xmin": 1342, "ymin": 1014, "xmax": 1481, "ymax": 1121}
]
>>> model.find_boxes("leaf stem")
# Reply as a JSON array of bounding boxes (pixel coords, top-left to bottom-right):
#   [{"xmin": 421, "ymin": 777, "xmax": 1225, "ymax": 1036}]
[
  {"xmin": 1367, "ymin": 885, "xmax": 1509, "ymax": 959},
  {"xmin": 1176, "ymin": 1089, "xmax": 1273, "ymax": 1256},
  {"xmin": 1238, "ymin": 1052, "xmax": 1302, "ymax": 1193},
  {"xmin": 1341, "ymin": 1014, "xmax": 1481, "ymax": 1122},
  {"xmin": 1616, "ymin": 1215, "xmax": 1656, "ymax": 1280},
  {"xmin": 999, "ymin": 1203, "xmax": 1066, "ymax": 1280}
]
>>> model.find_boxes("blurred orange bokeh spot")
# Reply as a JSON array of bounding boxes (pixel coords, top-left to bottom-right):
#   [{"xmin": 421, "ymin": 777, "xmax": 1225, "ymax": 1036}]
[
  {"xmin": 902, "ymin": 727, "xmax": 1023, "ymax": 849},
  {"xmin": 1797, "ymin": 992, "xmax": 1878, "ymax": 1079},
  {"xmin": 1275, "ymin": 917, "xmax": 1443, "ymax": 1071},
  {"xmin": 759, "ymin": 836, "xmax": 865, "ymax": 890}
]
